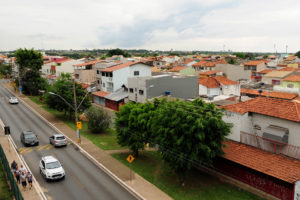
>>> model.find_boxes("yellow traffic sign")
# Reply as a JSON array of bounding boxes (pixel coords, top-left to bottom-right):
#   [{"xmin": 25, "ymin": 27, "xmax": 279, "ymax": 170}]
[
  {"xmin": 126, "ymin": 155, "xmax": 135, "ymax": 163},
  {"xmin": 77, "ymin": 121, "xmax": 82, "ymax": 130}
]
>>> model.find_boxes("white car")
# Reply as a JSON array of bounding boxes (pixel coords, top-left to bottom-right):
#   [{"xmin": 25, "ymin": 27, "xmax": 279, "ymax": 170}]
[
  {"xmin": 39, "ymin": 156, "xmax": 65, "ymax": 181},
  {"xmin": 8, "ymin": 97, "xmax": 19, "ymax": 104},
  {"xmin": 49, "ymin": 134, "xmax": 68, "ymax": 147}
]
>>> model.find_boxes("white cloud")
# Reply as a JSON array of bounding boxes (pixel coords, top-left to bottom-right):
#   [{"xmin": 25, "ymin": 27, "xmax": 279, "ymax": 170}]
[{"xmin": 0, "ymin": 0, "xmax": 300, "ymax": 52}]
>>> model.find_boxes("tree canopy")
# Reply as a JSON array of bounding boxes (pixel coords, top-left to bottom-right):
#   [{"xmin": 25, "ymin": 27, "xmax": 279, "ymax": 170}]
[
  {"xmin": 114, "ymin": 98, "xmax": 231, "ymax": 180},
  {"xmin": 106, "ymin": 48, "xmax": 131, "ymax": 58},
  {"xmin": 295, "ymin": 51, "xmax": 300, "ymax": 58},
  {"xmin": 44, "ymin": 73, "xmax": 91, "ymax": 119},
  {"xmin": 14, "ymin": 48, "xmax": 43, "ymax": 72},
  {"xmin": 85, "ymin": 106, "xmax": 111, "ymax": 133}
]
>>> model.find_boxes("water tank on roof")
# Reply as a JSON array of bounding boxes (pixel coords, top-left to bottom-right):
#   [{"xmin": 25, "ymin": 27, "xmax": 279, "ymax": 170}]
[{"xmin": 165, "ymin": 91, "xmax": 171, "ymax": 95}]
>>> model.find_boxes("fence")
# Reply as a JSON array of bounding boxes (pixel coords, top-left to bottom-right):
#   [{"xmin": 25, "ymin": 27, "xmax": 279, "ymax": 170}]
[{"xmin": 0, "ymin": 144, "xmax": 23, "ymax": 200}]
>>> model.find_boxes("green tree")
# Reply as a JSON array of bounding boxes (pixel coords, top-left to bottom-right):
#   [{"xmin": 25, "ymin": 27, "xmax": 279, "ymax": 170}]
[
  {"xmin": 295, "ymin": 51, "xmax": 300, "ymax": 58},
  {"xmin": 226, "ymin": 57, "xmax": 237, "ymax": 64},
  {"xmin": 45, "ymin": 73, "xmax": 91, "ymax": 119},
  {"xmin": 14, "ymin": 48, "xmax": 44, "ymax": 94},
  {"xmin": 15, "ymin": 48, "xmax": 43, "ymax": 72},
  {"xmin": 151, "ymin": 99, "xmax": 230, "ymax": 182},
  {"xmin": 0, "ymin": 64, "xmax": 12, "ymax": 77},
  {"xmin": 85, "ymin": 106, "xmax": 111, "ymax": 133},
  {"xmin": 233, "ymin": 52, "xmax": 246, "ymax": 59},
  {"xmin": 115, "ymin": 101, "xmax": 157, "ymax": 156},
  {"xmin": 106, "ymin": 48, "xmax": 131, "ymax": 58}
]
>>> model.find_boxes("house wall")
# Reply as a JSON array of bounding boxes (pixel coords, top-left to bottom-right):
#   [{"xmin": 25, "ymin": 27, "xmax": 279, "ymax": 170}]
[
  {"xmin": 262, "ymin": 76, "xmax": 283, "ymax": 85},
  {"xmin": 221, "ymin": 84, "xmax": 240, "ymax": 96},
  {"xmin": 128, "ymin": 63, "xmax": 152, "ymax": 78},
  {"xmin": 74, "ymin": 69, "xmax": 96, "ymax": 84},
  {"xmin": 282, "ymin": 81, "xmax": 300, "ymax": 89},
  {"xmin": 215, "ymin": 64, "xmax": 251, "ymax": 81},
  {"xmin": 207, "ymin": 88, "xmax": 220, "ymax": 96},
  {"xmin": 128, "ymin": 75, "xmax": 199, "ymax": 103},
  {"xmin": 199, "ymin": 85, "xmax": 208, "ymax": 96},
  {"xmin": 180, "ymin": 68, "xmax": 196, "ymax": 75},
  {"xmin": 256, "ymin": 63, "xmax": 267, "ymax": 72},
  {"xmin": 56, "ymin": 60, "xmax": 84, "ymax": 77}
]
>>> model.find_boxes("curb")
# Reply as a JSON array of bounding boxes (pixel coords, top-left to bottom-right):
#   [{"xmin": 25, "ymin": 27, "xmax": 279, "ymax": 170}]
[
  {"xmin": 0, "ymin": 117, "xmax": 47, "ymax": 200},
  {"xmin": 5, "ymin": 85, "xmax": 146, "ymax": 200}
]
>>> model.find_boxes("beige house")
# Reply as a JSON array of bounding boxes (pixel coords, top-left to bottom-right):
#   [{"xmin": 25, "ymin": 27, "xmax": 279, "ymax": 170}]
[{"xmin": 262, "ymin": 71, "xmax": 294, "ymax": 85}]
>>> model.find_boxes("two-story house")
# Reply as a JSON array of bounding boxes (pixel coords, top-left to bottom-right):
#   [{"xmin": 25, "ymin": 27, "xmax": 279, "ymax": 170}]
[{"xmin": 244, "ymin": 60, "xmax": 266, "ymax": 77}]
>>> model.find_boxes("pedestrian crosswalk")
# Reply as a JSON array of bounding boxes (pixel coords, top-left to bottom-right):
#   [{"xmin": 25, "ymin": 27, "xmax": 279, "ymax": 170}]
[{"xmin": 18, "ymin": 142, "xmax": 72, "ymax": 154}]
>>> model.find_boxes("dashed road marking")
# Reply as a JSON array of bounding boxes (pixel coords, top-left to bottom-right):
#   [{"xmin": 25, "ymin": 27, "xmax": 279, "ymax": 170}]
[
  {"xmin": 72, "ymin": 175, "xmax": 85, "ymax": 189},
  {"xmin": 19, "ymin": 147, "xmax": 31, "ymax": 154},
  {"xmin": 37, "ymin": 144, "xmax": 51, "ymax": 151}
]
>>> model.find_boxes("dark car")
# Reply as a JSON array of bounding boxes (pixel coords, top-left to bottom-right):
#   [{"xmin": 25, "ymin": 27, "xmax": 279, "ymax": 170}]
[{"xmin": 20, "ymin": 131, "xmax": 39, "ymax": 146}]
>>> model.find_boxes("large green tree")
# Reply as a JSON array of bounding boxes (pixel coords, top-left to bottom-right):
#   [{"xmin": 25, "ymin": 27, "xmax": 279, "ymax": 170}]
[
  {"xmin": 85, "ymin": 106, "xmax": 111, "ymax": 133},
  {"xmin": 115, "ymin": 98, "xmax": 231, "ymax": 181},
  {"xmin": 115, "ymin": 101, "xmax": 158, "ymax": 156},
  {"xmin": 14, "ymin": 48, "xmax": 45, "ymax": 94},
  {"xmin": 0, "ymin": 64, "xmax": 12, "ymax": 77},
  {"xmin": 106, "ymin": 48, "xmax": 131, "ymax": 58},
  {"xmin": 45, "ymin": 73, "xmax": 91, "ymax": 119},
  {"xmin": 295, "ymin": 51, "xmax": 300, "ymax": 58}
]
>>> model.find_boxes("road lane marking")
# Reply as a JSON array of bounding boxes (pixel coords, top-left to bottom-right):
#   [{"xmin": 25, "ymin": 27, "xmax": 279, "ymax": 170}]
[
  {"xmin": 20, "ymin": 147, "xmax": 31, "ymax": 154},
  {"xmin": 45, "ymin": 145, "xmax": 53, "ymax": 150},
  {"xmin": 37, "ymin": 144, "xmax": 51, "ymax": 151},
  {"xmin": 26, "ymin": 149, "xmax": 33, "ymax": 153},
  {"xmin": 72, "ymin": 175, "xmax": 85, "ymax": 189}
]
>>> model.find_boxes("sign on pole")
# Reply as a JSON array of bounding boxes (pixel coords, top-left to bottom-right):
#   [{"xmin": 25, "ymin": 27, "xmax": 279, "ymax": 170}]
[
  {"xmin": 76, "ymin": 121, "xmax": 82, "ymax": 130},
  {"xmin": 126, "ymin": 155, "xmax": 135, "ymax": 163}
]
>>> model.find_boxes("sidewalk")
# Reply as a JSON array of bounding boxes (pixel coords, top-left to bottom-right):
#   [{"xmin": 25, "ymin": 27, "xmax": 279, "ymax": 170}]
[
  {"xmin": 5, "ymin": 84, "xmax": 172, "ymax": 200},
  {"xmin": 0, "ymin": 135, "xmax": 41, "ymax": 200}
]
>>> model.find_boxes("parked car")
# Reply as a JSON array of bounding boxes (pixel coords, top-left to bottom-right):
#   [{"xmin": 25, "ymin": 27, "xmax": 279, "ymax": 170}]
[
  {"xmin": 20, "ymin": 131, "xmax": 39, "ymax": 146},
  {"xmin": 39, "ymin": 156, "xmax": 65, "ymax": 181},
  {"xmin": 49, "ymin": 134, "xmax": 68, "ymax": 147},
  {"xmin": 8, "ymin": 97, "xmax": 19, "ymax": 104}
]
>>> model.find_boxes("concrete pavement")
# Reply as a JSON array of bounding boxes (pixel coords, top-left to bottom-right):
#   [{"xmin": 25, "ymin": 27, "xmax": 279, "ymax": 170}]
[{"xmin": 5, "ymin": 83, "xmax": 172, "ymax": 200}]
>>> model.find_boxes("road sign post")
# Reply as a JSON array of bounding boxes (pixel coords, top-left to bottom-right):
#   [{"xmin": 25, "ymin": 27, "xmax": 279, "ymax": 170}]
[{"xmin": 126, "ymin": 155, "xmax": 135, "ymax": 183}]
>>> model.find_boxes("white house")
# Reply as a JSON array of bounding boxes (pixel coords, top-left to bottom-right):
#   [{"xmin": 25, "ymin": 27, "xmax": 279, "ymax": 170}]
[
  {"xmin": 55, "ymin": 59, "xmax": 84, "ymax": 77},
  {"xmin": 222, "ymin": 97, "xmax": 300, "ymax": 159},
  {"xmin": 198, "ymin": 76, "xmax": 240, "ymax": 97},
  {"xmin": 100, "ymin": 61, "xmax": 152, "ymax": 93}
]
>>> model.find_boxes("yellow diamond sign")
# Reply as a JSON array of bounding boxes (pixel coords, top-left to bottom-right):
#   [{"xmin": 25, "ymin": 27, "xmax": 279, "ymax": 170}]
[{"xmin": 126, "ymin": 155, "xmax": 135, "ymax": 163}]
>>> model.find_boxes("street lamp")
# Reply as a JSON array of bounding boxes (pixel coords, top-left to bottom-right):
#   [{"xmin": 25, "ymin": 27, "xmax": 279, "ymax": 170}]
[{"xmin": 48, "ymin": 82, "xmax": 91, "ymax": 144}]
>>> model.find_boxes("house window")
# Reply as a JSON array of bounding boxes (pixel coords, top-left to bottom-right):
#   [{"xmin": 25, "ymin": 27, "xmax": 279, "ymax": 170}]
[
  {"xmin": 139, "ymin": 90, "xmax": 144, "ymax": 95},
  {"xmin": 97, "ymin": 70, "xmax": 99, "ymax": 74},
  {"xmin": 287, "ymin": 84, "xmax": 294, "ymax": 88},
  {"xmin": 134, "ymin": 71, "xmax": 139, "ymax": 76},
  {"xmin": 102, "ymin": 72, "xmax": 105, "ymax": 76},
  {"xmin": 103, "ymin": 83, "xmax": 105, "ymax": 87},
  {"xmin": 129, "ymin": 88, "xmax": 134, "ymax": 93},
  {"xmin": 272, "ymin": 80, "xmax": 280, "ymax": 85},
  {"xmin": 97, "ymin": 80, "xmax": 100, "ymax": 84}
]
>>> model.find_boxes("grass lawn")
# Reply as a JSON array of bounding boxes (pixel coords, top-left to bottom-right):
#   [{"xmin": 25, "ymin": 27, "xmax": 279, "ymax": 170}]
[
  {"xmin": 0, "ymin": 163, "xmax": 13, "ymax": 200},
  {"xmin": 112, "ymin": 151, "xmax": 263, "ymax": 200},
  {"xmin": 28, "ymin": 96, "xmax": 125, "ymax": 150}
]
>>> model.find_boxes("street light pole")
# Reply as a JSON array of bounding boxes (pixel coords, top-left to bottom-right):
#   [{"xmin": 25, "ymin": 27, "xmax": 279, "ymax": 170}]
[{"xmin": 73, "ymin": 79, "xmax": 81, "ymax": 144}]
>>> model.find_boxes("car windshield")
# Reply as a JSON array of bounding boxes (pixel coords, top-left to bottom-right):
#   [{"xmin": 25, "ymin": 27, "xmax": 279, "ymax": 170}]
[
  {"xmin": 24, "ymin": 134, "xmax": 36, "ymax": 139},
  {"xmin": 10, "ymin": 97, "xmax": 17, "ymax": 100},
  {"xmin": 56, "ymin": 136, "xmax": 65, "ymax": 140},
  {"xmin": 46, "ymin": 161, "xmax": 61, "ymax": 169}
]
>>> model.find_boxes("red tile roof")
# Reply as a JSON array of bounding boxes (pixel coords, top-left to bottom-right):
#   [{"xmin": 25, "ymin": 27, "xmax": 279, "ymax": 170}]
[
  {"xmin": 257, "ymin": 69, "xmax": 274, "ymax": 74},
  {"xmin": 244, "ymin": 60, "xmax": 265, "ymax": 66},
  {"xmin": 278, "ymin": 67, "xmax": 300, "ymax": 71},
  {"xmin": 222, "ymin": 97, "xmax": 300, "ymax": 122},
  {"xmin": 81, "ymin": 83, "xmax": 90, "ymax": 89},
  {"xmin": 168, "ymin": 66, "xmax": 186, "ymax": 72},
  {"xmin": 55, "ymin": 59, "xmax": 72, "ymax": 64},
  {"xmin": 198, "ymin": 77, "xmax": 220, "ymax": 88},
  {"xmin": 182, "ymin": 59, "xmax": 196, "ymax": 65},
  {"xmin": 198, "ymin": 76, "xmax": 237, "ymax": 88},
  {"xmin": 283, "ymin": 75, "xmax": 300, "ymax": 82},
  {"xmin": 101, "ymin": 61, "xmax": 145, "ymax": 72},
  {"xmin": 294, "ymin": 97, "xmax": 300, "ymax": 102},
  {"xmin": 199, "ymin": 70, "xmax": 221, "ymax": 76},
  {"xmin": 73, "ymin": 59, "xmax": 102, "ymax": 67},
  {"xmin": 223, "ymin": 140, "xmax": 300, "ymax": 183},
  {"xmin": 240, "ymin": 88, "xmax": 298, "ymax": 100},
  {"xmin": 92, "ymin": 91, "xmax": 110, "ymax": 97}
]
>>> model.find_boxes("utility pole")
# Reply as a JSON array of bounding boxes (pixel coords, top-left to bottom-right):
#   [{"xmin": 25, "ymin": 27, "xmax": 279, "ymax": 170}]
[
  {"xmin": 18, "ymin": 64, "xmax": 22, "ymax": 96},
  {"xmin": 73, "ymin": 79, "xmax": 81, "ymax": 143}
]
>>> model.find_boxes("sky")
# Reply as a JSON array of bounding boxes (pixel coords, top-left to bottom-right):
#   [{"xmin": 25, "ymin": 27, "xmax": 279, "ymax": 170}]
[{"xmin": 1, "ymin": 0, "xmax": 300, "ymax": 52}]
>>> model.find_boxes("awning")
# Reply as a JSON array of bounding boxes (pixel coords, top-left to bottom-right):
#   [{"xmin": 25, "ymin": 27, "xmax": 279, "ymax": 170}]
[
  {"xmin": 262, "ymin": 125, "xmax": 289, "ymax": 144},
  {"xmin": 105, "ymin": 88, "xmax": 128, "ymax": 101}
]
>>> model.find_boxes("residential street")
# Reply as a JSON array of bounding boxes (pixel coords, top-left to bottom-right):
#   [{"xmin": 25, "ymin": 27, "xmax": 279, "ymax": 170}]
[{"xmin": 0, "ymin": 80, "xmax": 138, "ymax": 200}]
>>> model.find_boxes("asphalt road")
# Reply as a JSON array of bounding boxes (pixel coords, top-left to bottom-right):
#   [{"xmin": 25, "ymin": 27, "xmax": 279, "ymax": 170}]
[{"xmin": 0, "ymin": 80, "xmax": 137, "ymax": 200}]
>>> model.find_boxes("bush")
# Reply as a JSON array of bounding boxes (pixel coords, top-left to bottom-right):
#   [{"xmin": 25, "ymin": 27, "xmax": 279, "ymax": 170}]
[{"xmin": 85, "ymin": 106, "xmax": 111, "ymax": 133}]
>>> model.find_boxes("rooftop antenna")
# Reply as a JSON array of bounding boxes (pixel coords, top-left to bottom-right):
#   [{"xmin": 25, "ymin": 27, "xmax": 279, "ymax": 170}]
[
  {"xmin": 286, "ymin": 45, "xmax": 288, "ymax": 54},
  {"xmin": 274, "ymin": 44, "xmax": 276, "ymax": 54}
]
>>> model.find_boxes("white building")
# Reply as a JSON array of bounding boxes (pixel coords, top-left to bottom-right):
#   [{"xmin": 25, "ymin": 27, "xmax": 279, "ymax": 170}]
[
  {"xmin": 100, "ymin": 61, "xmax": 152, "ymax": 93},
  {"xmin": 222, "ymin": 97, "xmax": 300, "ymax": 159},
  {"xmin": 198, "ymin": 76, "xmax": 240, "ymax": 97}
]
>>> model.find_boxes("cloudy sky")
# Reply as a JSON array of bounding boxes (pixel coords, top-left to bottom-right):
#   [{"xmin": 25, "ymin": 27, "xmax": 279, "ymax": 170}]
[{"xmin": 1, "ymin": 0, "xmax": 300, "ymax": 52}]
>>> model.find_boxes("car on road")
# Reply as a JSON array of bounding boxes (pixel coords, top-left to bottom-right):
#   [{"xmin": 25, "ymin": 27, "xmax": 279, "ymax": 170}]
[
  {"xmin": 39, "ymin": 156, "xmax": 65, "ymax": 181},
  {"xmin": 49, "ymin": 134, "xmax": 68, "ymax": 147},
  {"xmin": 8, "ymin": 97, "xmax": 19, "ymax": 104},
  {"xmin": 20, "ymin": 131, "xmax": 39, "ymax": 146}
]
